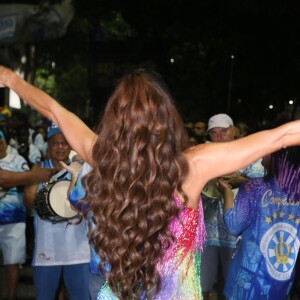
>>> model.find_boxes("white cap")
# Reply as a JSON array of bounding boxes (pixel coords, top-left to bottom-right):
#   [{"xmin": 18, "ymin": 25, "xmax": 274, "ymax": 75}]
[{"xmin": 207, "ymin": 114, "xmax": 233, "ymax": 131}]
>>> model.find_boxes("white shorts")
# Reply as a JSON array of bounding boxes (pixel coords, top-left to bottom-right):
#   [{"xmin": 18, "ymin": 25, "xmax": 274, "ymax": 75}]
[{"xmin": 0, "ymin": 223, "xmax": 26, "ymax": 265}]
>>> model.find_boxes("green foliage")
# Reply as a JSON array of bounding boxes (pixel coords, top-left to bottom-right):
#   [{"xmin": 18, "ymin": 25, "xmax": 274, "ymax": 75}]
[
  {"xmin": 55, "ymin": 64, "xmax": 90, "ymax": 119},
  {"xmin": 34, "ymin": 69, "xmax": 57, "ymax": 97},
  {"xmin": 98, "ymin": 11, "xmax": 137, "ymax": 40},
  {"xmin": 33, "ymin": 64, "xmax": 90, "ymax": 119}
]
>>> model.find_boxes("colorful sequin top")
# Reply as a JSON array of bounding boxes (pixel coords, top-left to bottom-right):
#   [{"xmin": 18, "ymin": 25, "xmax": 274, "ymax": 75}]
[{"xmin": 98, "ymin": 193, "xmax": 206, "ymax": 300}]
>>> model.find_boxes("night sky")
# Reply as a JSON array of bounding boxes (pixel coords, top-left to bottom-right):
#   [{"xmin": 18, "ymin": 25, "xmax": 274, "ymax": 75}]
[
  {"xmin": 1, "ymin": 0, "xmax": 300, "ymax": 128},
  {"xmin": 88, "ymin": 0, "xmax": 300, "ymax": 127}
]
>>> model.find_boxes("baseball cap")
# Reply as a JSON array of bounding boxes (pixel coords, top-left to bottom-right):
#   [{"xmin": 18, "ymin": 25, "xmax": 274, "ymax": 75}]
[
  {"xmin": 207, "ymin": 114, "xmax": 233, "ymax": 131},
  {"xmin": 47, "ymin": 123, "xmax": 62, "ymax": 139}
]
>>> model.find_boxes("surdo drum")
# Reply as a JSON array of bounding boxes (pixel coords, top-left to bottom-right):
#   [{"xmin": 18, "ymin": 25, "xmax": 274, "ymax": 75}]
[{"xmin": 34, "ymin": 180, "xmax": 78, "ymax": 223}]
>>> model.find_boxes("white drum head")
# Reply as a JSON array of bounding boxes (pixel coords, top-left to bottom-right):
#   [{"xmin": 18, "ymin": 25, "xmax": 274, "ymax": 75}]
[{"xmin": 48, "ymin": 180, "xmax": 78, "ymax": 218}]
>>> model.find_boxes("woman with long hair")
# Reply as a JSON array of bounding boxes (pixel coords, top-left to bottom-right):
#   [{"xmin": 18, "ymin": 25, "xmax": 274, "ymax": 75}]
[{"xmin": 1, "ymin": 67, "xmax": 300, "ymax": 299}]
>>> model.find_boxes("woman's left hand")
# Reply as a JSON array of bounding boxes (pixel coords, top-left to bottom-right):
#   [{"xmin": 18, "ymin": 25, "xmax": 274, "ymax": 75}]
[{"xmin": 59, "ymin": 161, "xmax": 82, "ymax": 176}]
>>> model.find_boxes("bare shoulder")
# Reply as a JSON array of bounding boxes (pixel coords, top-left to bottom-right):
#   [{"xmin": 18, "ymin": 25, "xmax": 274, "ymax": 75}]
[
  {"xmin": 181, "ymin": 144, "xmax": 211, "ymax": 209},
  {"xmin": 184, "ymin": 143, "xmax": 213, "ymax": 180}
]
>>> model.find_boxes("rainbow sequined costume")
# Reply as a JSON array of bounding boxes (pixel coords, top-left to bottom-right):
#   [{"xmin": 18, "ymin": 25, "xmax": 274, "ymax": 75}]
[{"xmin": 98, "ymin": 193, "xmax": 206, "ymax": 299}]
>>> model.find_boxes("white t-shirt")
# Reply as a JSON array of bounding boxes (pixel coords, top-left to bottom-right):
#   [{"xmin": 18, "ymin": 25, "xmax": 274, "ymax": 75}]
[{"xmin": 32, "ymin": 159, "xmax": 90, "ymax": 266}]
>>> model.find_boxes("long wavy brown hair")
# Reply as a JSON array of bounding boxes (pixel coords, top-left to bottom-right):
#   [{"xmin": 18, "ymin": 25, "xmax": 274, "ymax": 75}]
[{"xmin": 82, "ymin": 69, "xmax": 189, "ymax": 299}]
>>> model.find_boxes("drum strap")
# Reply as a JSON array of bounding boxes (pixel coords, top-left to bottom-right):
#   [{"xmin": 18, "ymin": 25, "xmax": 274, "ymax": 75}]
[
  {"xmin": 41, "ymin": 160, "xmax": 70, "ymax": 184},
  {"xmin": 49, "ymin": 169, "xmax": 68, "ymax": 183}
]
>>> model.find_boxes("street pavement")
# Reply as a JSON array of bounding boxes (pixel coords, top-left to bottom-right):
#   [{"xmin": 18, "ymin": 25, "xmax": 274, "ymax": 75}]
[{"xmin": 0, "ymin": 262, "xmax": 35, "ymax": 300}]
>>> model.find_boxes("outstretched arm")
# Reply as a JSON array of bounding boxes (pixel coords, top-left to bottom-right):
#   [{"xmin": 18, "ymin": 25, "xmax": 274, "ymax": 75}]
[
  {"xmin": 183, "ymin": 121, "xmax": 300, "ymax": 208},
  {"xmin": 0, "ymin": 66, "xmax": 97, "ymax": 164},
  {"xmin": 0, "ymin": 168, "xmax": 54, "ymax": 188}
]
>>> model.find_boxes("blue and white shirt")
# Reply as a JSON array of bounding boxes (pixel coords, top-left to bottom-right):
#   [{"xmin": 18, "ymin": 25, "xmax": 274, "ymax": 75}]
[
  {"xmin": 32, "ymin": 159, "xmax": 90, "ymax": 266},
  {"xmin": 0, "ymin": 152, "xmax": 29, "ymax": 224},
  {"xmin": 224, "ymin": 177, "xmax": 300, "ymax": 300},
  {"xmin": 7, "ymin": 143, "xmax": 42, "ymax": 165},
  {"xmin": 202, "ymin": 159, "xmax": 264, "ymax": 248}
]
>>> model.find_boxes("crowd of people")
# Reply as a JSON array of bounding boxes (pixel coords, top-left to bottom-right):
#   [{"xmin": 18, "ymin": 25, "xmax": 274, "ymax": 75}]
[{"xmin": 1, "ymin": 65, "xmax": 300, "ymax": 300}]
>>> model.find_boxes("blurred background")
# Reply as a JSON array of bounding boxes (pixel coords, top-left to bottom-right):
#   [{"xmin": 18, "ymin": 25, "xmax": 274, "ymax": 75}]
[{"xmin": 1, "ymin": 0, "xmax": 300, "ymax": 129}]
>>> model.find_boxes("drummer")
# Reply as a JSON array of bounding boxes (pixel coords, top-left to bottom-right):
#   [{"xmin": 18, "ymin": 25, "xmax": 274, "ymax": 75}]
[
  {"xmin": 200, "ymin": 114, "xmax": 264, "ymax": 300},
  {"xmin": 23, "ymin": 123, "xmax": 90, "ymax": 300},
  {"xmin": 0, "ymin": 129, "xmax": 31, "ymax": 300}
]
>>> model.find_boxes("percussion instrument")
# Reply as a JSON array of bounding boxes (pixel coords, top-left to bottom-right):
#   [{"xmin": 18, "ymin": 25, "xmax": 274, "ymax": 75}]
[
  {"xmin": 201, "ymin": 173, "xmax": 239, "ymax": 199},
  {"xmin": 201, "ymin": 178, "xmax": 222, "ymax": 199},
  {"xmin": 35, "ymin": 180, "xmax": 78, "ymax": 223}
]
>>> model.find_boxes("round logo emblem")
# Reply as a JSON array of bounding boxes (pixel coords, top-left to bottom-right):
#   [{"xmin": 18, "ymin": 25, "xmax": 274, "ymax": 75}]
[{"xmin": 260, "ymin": 222, "xmax": 300, "ymax": 281}]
